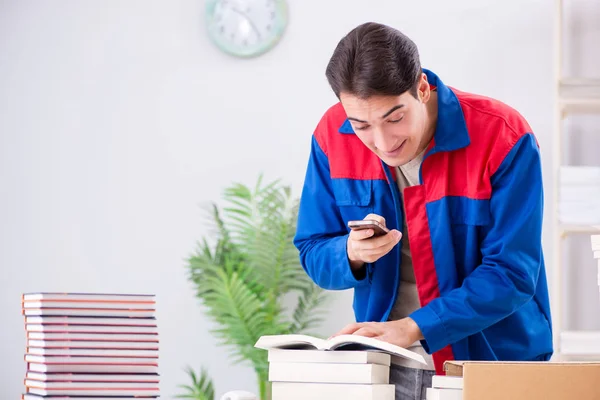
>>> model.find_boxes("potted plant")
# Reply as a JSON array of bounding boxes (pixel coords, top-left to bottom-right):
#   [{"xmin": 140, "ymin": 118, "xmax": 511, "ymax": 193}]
[{"xmin": 178, "ymin": 175, "xmax": 328, "ymax": 400}]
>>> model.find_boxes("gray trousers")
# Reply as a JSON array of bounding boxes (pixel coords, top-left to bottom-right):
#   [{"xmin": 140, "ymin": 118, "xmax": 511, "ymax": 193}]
[{"xmin": 390, "ymin": 364, "xmax": 435, "ymax": 400}]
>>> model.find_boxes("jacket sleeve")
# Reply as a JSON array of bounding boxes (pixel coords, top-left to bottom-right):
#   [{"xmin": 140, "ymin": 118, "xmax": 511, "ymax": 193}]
[
  {"xmin": 293, "ymin": 135, "xmax": 368, "ymax": 290},
  {"xmin": 409, "ymin": 133, "xmax": 544, "ymax": 354}
]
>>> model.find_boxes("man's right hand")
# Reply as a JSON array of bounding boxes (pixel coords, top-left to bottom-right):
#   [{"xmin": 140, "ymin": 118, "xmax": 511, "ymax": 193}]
[{"xmin": 347, "ymin": 214, "xmax": 402, "ymax": 271}]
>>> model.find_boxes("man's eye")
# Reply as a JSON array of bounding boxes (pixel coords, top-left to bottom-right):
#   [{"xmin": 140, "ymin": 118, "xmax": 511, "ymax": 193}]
[
  {"xmin": 388, "ymin": 117, "xmax": 404, "ymax": 123},
  {"xmin": 355, "ymin": 125, "xmax": 370, "ymax": 131}
]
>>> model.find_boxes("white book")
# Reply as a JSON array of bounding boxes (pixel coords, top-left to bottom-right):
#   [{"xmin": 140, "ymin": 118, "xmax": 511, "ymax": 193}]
[
  {"xmin": 560, "ymin": 330, "xmax": 600, "ymax": 354},
  {"xmin": 255, "ymin": 334, "xmax": 426, "ymax": 366},
  {"xmin": 25, "ymin": 379, "xmax": 158, "ymax": 390},
  {"xmin": 268, "ymin": 349, "xmax": 390, "ymax": 365},
  {"xmin": 28, "ymin": 339, "xmax": 159, "ymax": 349},
  {"xmin": 26, "ymin": 324, "xmax": 157, "ymax": 333},
  {"xmin": 27, "ymin": 332, "xmax": 158, "ymax": 342},
  {"xmin": 432, "ymin": 375, "xmax": 463, "ymax": 390},
  {"xmin": 268, "ymin": 362, "xmax": 389, "ymax": 384},
  {"xmin": 26, "ymin": 388, "xmax": 160, "ymax": 397},
  {"xmin": 23, "ymin": 395, "xmax": 156, "ymax": 400},
  {"xmin": 560, "ymin": 186, "xmax": 600, "ymax": 201},
  {"xmin": 22, "ymin": 292, "xmax": 155, "ymax": 303},
  {"xmin": 23, "ymin": 301, "xmax": 155, "ymax": 310},
  {"xmin": 25, "ymin": 316, "xmax": 157, "ymax": 326},
  {"xmin": 559, "ymin": 214, "xmax": 600, "ymax": 225},
  {"xmin": 559, "ymin": 166, "xmax": 600, "ymax": 184},
  {"xmin": 272, "ymin": 382, "xmax": 394, "ymax": 400},
  {"xmin": 25, "ymin": 354, "xmax": 158, "ymax": 364},
  {"xmin": 28, "ymin": 362, "xmax": 158, "ymax": 374},
  {"xmin": 558, "ymin": 206, "xmax": 600, "ymax": 218},
  {"xmin": 23, "ymin": 308, "xmax": 155, "ymax": 318},
  {"xmin": 27, "ymin": 347, "xmax": 158, "ymax": 357},
  {"xmin": 426, "ymin": 387, "xmax": 463, "ymax": 400},
  {"xmin": 26, "ymin": 371, "xmax": 160, "ymax": 382}
]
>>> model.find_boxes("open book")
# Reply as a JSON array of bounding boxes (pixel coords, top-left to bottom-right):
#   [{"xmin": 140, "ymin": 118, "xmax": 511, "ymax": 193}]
[{"xmin": 255, "ymin": 334, "xmax": 426, "ymax": 365}]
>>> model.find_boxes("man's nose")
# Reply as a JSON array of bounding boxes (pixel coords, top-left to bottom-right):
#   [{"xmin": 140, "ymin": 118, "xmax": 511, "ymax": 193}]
[{"xmin": 373, "ymin": 128, "xmax": 398, "ymax": 152}]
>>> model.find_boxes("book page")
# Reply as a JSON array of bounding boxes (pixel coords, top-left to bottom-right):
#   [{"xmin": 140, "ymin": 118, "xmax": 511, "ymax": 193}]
[
  {"xmin": 255, "ymin": 334, "xmax": 327, "ymax": 350},
  {"xmin": 325, "ymin": 335, "xmax": 426, "ymax": 365}
]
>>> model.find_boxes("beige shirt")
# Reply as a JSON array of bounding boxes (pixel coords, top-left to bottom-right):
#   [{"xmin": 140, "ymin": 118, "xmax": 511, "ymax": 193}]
[{"xmin": 388, "ymin": 149, "xmax": 435, "ymax": 371}]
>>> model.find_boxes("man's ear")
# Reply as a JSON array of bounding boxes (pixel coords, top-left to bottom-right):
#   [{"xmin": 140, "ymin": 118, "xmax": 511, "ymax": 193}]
[{"xmin": 418, "ymin": 73, "xmax": 431, "ymax": 103}]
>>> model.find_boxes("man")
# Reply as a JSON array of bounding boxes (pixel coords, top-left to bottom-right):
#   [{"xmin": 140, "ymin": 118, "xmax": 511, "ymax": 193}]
[{"xmin": 293, "ymin": 22, "xmax": 552, "ymax": 400}]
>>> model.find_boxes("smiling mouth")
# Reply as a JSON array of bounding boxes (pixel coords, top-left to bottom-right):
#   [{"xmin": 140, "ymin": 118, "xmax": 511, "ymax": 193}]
[{"xmin": 382, "ymin": 140, "xmax": 407, "ymax": 157}]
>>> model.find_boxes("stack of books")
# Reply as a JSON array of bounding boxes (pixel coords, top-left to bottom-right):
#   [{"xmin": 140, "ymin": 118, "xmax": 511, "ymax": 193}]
[
  {"xmin": 426, "ymin": 374, "xmax": 463, "ymax": 400},
  {"xmin": 255, "ymin": 333, "xmax": 427, "ymax": 400},
  {"xmin": 21, "ymin": 292, "xmax": 160, "ymax": 399},
  {"xmin": 559, "ymin": 166, "xmax": 600, "ymax": 225}
]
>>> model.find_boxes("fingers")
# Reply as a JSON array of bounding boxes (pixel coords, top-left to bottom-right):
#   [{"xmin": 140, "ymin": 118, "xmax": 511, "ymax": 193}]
[
  {"xmin": 331, "ymin": 322, "xmax": 365, "ymax": 337},
  {"xmin": 357, "ymin": 230, "xmax": 402, "ymax": 249},
  {"xmin": 348, "ymin": 214, "xmax": 393, "ymax": 242},
  {"xmin": 350, "ymin": 227, "xmax": 401, "ymax": 244},
  {"xmin": 364, "ymin": 213, "xmax": 386, "ymax": 227},
  {"xmin": 352, "ymin": 327, "xmax": 378, "ymax": 338},
  {"xmin": 347, "ymin": 213, "xmax": 402, "ymax": 265},
  {"xmin": 349, "ymin": 230, "xmax": 402, "ymax": 263},
  {"xmin": 352, "ymin": 229, "xmax": 402, "ymax": 254},
  {"xmin": 331, "ymin": 322, "xmax": 383, "ymax": 339},
  {"xmin": 349, "ymin": 227, "xmax": 376, "ymax": 241}
]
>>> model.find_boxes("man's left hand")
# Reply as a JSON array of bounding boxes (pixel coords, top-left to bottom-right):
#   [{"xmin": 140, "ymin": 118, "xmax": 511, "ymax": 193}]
[{"xmin": 331, "ymin": 317, "xmax": 424, "ymax": 349}]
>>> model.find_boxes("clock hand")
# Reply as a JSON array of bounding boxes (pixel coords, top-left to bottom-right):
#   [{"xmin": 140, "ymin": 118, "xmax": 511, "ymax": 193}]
[{"xmin": 227, "ymin": 6, "xmax": 262, "ymax": 40}]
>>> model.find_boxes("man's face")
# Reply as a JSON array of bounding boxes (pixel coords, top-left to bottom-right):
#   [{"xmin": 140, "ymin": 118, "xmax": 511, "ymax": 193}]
[{"xmin": 340, "ymin": 74, "xmax": 433, "ymax": 167}]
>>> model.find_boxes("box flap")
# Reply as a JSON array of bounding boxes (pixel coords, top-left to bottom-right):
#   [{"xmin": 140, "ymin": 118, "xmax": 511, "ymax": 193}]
[{"xmin": 443, "ymin": 360, "xmax": 465, "ymax": 377}]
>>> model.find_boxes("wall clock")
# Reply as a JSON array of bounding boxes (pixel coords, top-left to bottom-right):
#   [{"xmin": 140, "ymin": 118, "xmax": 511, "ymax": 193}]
[{"xmin": 205, "ymin": 0, "xmax": 288, "ymax": 58}]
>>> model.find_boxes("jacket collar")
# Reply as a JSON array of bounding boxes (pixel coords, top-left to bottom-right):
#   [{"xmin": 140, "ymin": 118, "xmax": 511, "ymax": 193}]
[{"xmin": 337, "ymin": 68, "xmax": 470, "ymax": 153}]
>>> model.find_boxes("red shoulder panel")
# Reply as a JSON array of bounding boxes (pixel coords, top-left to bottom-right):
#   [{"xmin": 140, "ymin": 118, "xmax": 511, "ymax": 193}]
[
  {"xmin": 314, "ymin": 103, "xmax": 389, "ymax": 181},
  {"xmin": 423, "ymin": 89, "xmax": 535, "ymax": 202}
]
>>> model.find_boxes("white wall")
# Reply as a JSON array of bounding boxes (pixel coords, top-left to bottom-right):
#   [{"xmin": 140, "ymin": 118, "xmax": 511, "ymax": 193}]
[{"xmin": 0, "ymin": 0, "xmax": 598, "ymax": 398}]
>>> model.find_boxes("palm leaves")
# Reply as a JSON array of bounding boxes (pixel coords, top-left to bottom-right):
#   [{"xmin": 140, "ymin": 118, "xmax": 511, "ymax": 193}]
[
  {"xmin": 289, "ymin": 283, "xmax": 329, "ymax": 335},
  {"xmin": 185, "ymin": 175, "xmax": 328, "ymax": 400},
  {"xmin": 175, "ymin": 367, "xmax": 215, "ymax": 400}
]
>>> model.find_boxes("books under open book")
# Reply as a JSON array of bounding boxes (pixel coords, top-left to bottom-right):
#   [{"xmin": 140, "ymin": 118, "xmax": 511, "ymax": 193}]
[{"xmin": 255, "ymin": 334, "xmax": 427, "ymax": 365}]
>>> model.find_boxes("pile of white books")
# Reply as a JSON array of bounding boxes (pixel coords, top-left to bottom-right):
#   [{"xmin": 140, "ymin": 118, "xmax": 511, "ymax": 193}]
[
  {"xmin": 426, "ymin": 374, "xmax": 463, "ymax": 399},
  {"xmin": 255, "ymin": 334, "xmax": 427, "ymax": 400},
  {"xmin": 21, "ymin": 292, "xmax": 160, "ymax": 399},
  {"xmin": 559, "ymin": 166, "xmax": 600, "ymax": 225}
]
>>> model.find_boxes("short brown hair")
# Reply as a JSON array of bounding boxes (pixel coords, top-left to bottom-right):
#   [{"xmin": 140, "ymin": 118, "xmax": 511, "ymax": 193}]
[{"xmin": 325, "ymin": 22, "xmax": 421, "ymax": 99}]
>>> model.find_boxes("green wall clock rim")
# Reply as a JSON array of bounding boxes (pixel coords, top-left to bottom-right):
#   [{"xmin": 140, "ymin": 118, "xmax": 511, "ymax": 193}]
[{"xmin": 205, "ymin": 0, "xmax": 289, "ymax": 59}]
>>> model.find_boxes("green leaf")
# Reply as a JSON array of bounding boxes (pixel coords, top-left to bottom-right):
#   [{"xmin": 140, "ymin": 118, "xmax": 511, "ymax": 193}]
[
  {"xmin": 175, "ymin": 366, "xmax": 215, "ymax": 400},
  {"xmin": 289, "ymin": 282, "xmax": 329, "ymax": 334}
]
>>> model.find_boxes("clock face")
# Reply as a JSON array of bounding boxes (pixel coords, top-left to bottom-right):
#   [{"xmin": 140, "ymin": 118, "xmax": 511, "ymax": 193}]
[{"xmin": 205, "ymin": 0, "xmax": 288, "ymax": 58}]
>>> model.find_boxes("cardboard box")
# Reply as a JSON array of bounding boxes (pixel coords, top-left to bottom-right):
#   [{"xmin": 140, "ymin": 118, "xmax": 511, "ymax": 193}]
[{"xmin": 444, "ymin": 360, "xmax": 600, "ymax": 400}]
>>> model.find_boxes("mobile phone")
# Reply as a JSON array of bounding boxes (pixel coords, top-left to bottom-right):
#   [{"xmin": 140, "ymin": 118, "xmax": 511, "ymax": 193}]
[{"xmin": 347, "ymin": 219, "xmax": 390, "ymax": 237}]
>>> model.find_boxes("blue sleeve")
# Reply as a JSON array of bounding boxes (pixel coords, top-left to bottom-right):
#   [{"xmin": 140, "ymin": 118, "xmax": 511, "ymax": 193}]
[
  {"xmin": 293, "ymin": 135, "xmax": 368, "ymax": 290},
  {"xmin": 410, "ymin": 133, "xmax": 544, "ymax": 354}
]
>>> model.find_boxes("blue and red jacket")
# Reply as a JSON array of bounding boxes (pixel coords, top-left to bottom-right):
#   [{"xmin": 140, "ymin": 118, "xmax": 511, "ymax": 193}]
[{"xmin": 293, "ymin": 69, "xmax": 553, "ymax": 374}]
